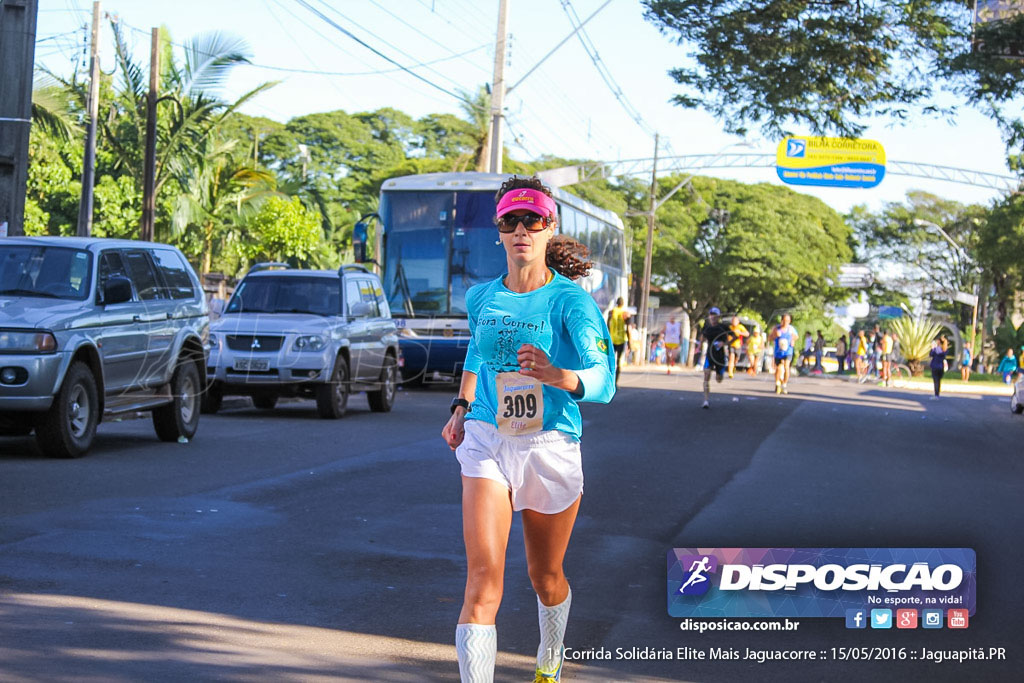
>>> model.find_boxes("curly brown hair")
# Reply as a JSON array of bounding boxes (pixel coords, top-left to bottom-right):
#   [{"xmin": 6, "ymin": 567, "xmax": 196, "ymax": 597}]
[{"xmin": 495, "ymin": 175, "xmax": 593, "ymax": 280}]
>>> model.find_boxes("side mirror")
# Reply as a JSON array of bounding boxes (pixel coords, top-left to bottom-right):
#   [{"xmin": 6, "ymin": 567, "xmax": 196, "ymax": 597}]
[
  {"xmin": 349, "ymin": 301, "xmax": 372, "ymax": 318},
  {"xmin": 103, "ymin": 276, "xmax": 133, "ymax": 305}
]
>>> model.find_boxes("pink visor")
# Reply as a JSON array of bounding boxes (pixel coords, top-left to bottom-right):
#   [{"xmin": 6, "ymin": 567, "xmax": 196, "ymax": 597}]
[{"xmin": 496, "ymin": 188, "xmax": 557, "ymax": 218}]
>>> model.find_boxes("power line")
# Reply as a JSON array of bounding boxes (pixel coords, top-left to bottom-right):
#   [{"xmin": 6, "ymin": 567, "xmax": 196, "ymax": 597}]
[
  {"xmin": 310, "ymin": 0, "xmax": 471, "ymax": 94},
  {"xmin": 559, "ymin": 0, "xmax": 656, "ymax": 138},
  {"xmin": 245, "ymin": 43, "xmax": 488, "ymax": 77},
  {"xmin": 293, "ymin": 0, "xmax": 488, "ymax": 116},
  {"xmin": 364, "ymin": 0, "xmax": 490, "ymax": 77}
]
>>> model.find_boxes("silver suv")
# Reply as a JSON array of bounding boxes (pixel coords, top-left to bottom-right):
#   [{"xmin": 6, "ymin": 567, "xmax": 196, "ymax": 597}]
[
  {"xmin": 205, "ymin": 264, "xmax": 399, "ymax": 418},
  {"xmin": 0, "ymin": 237, "xmax": 209, "ymax": 458}
]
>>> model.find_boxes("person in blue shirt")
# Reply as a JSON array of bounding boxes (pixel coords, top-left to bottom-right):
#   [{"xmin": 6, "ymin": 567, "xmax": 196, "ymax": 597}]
[
  {"xmin": 960, "ymin": 341, "xmax": 972, "ymax": 382},
  {"xmin": 769, "ymin": 313, "xmax": 798, "ymax": 394},
  {"xmin": 998, "ymin": 348, "xmax": 1019, "ymax": 383},
  {"xmin": 441, "ymin": 176, "xmax": 615, "ymax": 683}
]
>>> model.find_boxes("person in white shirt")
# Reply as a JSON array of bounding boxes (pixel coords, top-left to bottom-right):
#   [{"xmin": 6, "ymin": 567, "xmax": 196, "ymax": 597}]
[{"xmin": 663, "ymin": 317, "xmax": 682, "ymax": 375}]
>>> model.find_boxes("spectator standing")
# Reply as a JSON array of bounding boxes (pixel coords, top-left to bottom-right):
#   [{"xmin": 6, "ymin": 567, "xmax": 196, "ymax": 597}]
[
  {"xmin": 836, "ymin": 335, "xmax": 848, "ymax": 374},
  {"xmin": 880, "ymin": 331, "xmax": 894, "ymax": 386},
  {"xmin": 813, "ymin": 331, "xmax": 825, "ymax": 372},
  {"xmin": 651, "ymin": 333, "xmax": 666, "ymax": 365},
  {"xmin": 799, "ymin": 331, "xmax": 813, "ymax": 369},
  {"xmin": 998, "ymin": 348, "xmax": 1019, "ymax": 383},
  {"xmin": 627, "ymin": 322, "xmax": 640, "ymax": 366},
  {"xmin": 960, "ymin": 341, "xmax": 972, "ymax": 382},
  {"xmin": 854, "ymin": 329, "xmax": 869, "ymax": 380},
  {"xmin": 606, "ymin": 297, "xmax": 630, "ymax": 386},
  {"xmin": 929, "ymin": 337, "xmax": 947, "ymax": 398}
]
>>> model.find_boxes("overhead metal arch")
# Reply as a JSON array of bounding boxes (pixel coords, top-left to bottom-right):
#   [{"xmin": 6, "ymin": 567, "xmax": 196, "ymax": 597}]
[{"xmin": 577, "ymin": 153, "xmax": 1021, "ymax": 193}]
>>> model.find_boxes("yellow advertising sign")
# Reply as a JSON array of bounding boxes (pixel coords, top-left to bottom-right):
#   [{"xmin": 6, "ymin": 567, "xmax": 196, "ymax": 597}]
[{"xmin": 776, "ymin": 137, "xmax": 886, "ymax": 189}]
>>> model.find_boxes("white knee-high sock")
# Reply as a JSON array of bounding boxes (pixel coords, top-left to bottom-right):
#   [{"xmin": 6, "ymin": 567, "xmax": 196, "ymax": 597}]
[
  {"xmin": 456, "ymin": 623, "xmax": 496, "ymax": 683},
  {"xmin": 537, "ymin": 586, "xmax": 571, "ymax": 671}
]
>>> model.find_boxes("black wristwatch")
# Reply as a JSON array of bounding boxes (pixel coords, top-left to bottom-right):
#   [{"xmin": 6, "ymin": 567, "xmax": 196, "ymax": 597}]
[{"xmin": 450, "ymin": 397, "xmax": 470, "ymax": 414}]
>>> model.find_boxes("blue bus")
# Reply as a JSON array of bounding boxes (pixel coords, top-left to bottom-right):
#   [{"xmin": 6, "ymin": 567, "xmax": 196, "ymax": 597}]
[{"xmin": 375, "ymin": 172, "xmax": 629, "ymax": 383}]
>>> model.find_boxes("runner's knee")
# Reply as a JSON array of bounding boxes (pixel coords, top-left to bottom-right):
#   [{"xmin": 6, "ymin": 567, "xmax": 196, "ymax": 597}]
[{"xmin": 527, "ymin": 566, "xmax": 566, "ymax": 602}]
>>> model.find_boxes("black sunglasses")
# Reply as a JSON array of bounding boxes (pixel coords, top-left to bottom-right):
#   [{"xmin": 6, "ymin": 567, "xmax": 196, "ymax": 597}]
[{"xmin": 497, "ymin": 214, "xmax": 549, "ymax": 233}]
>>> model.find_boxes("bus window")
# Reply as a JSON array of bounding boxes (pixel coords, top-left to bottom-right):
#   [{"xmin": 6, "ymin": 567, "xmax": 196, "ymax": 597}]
[
  {"xmin": 450, "ymin": 191, "xmax": 506, "ymax": 314},
  {"xmin": 560, "ymin": 206, "xmax": 577, "ymax": 238},
  {"xmin": 381, "ymin": 191, "xmax": 453, "ymax": 315}
]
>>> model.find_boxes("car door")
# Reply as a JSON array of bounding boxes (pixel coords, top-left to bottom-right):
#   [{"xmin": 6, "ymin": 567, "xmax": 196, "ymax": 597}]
[
  {"xmin": 121, "ymin": 249, "xmax": 173, "ymax": 387},
  {"xmin": 356, "ymin": 277, "xmax": 387, "ymax": 380},
  {"xmin": 145, "ymin": 248, "xmax": 202, "ymax": 383},
  {"xmin": 96, "ymin": 250, "xmax": 149, "ymax": 392},
  {"xmin": 343, "ymin": 276, "xmax": 372, "ymax": 380}
]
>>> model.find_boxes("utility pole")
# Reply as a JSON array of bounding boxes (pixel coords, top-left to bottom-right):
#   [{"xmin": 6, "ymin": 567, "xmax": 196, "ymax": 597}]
[
  {"xmin": 487, "ymin": 0, "xmax": 509, "ymax": 174},
  {"xmin": 140, "ymin": 27, "xmax": 159, "ymax": 242},
  {"xmin": 0, "ymin": 0, "xmax": 39, "ymax": 237},
  {"xmin": 76, "ymin": 1, "xmax": 101, "ymax": 237},
  {"xmin": 638, "ymin": 133, "xmax": 659, "ymax": 363}
]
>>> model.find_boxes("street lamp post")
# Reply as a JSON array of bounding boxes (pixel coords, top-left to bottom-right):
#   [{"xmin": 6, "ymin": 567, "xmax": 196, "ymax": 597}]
[
  {"xmin": 626, "ymin": 139, "xmax": 753, "ymax": 365},
  {"xmin": 913, "ymin": 218, "xmax": 980, "ymax": 358}
]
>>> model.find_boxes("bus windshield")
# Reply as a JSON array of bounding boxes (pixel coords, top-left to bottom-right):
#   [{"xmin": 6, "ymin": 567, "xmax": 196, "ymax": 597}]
[{"xmin": 381, "ymin": 190, "xmax": 505, "ymax": 316}]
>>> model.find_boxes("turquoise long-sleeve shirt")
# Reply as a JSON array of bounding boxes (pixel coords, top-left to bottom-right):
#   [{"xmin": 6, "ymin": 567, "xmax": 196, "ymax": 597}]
[
  {"xmin": 998, "ymin": 355, "xmax": 1018, "ymax": 374},
  {"xmin": 463, "ymin": 271, "xmax": 616, "ymax": 440}
]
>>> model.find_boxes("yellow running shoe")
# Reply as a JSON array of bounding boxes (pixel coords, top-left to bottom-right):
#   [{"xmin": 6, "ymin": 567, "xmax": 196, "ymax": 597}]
[
  {"xmin": 775, "ymin": 382, "xmax": 782, "ymax": 394},
  {"xmin": 535, "ymin": 646, "xmax": 565, "ymax": 682}
]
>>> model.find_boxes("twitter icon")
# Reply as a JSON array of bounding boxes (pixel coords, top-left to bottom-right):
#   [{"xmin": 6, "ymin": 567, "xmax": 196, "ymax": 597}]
[{"xmin": 870, "ymin": 609, "xmax": 893, "ymax": 629}]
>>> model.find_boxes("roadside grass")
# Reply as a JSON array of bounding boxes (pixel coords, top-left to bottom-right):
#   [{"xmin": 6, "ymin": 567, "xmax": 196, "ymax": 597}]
[{"xmin": 834, "ymin": 370, "xmax": 1015, "ymax": 388}]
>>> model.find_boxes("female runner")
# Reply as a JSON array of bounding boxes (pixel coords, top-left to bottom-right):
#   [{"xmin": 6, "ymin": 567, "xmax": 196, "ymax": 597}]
[{"xmin": 441, "ymin": 176, "xmax": 616, "ymax": 682}]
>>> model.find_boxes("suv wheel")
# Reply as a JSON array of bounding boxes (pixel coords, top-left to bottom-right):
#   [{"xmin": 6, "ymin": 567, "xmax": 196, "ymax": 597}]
[
  {"xmin": 316, "ymin": 355, "xmax": 349, "ymax": 419},
  {"xmin": 367, "ymin": 354, "xmax": 397, "ymax": 412},
  {"xmin": 201, "ymin": 383, "xmax": 223, "ymax": 414},
  {"xmin": 252, "ymin": 393, "xmax": 278, "ymax": 410},
  {"xmin": 152, "ymin": 359, "xmax": 201, "ymax": 442},
  {"xmin": 36, "ymin": 362, "xmax": 98, "ymax": 458}
]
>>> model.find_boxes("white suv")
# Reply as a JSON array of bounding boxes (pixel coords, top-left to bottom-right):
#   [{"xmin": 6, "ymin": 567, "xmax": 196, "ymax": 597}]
[
  {"xmin": 205, "ymin": 264, "xmax": 399, "ymax": 418},
  {"xmin": 0, "ymin": 237, "xmax": 209, "ymax": 457}
]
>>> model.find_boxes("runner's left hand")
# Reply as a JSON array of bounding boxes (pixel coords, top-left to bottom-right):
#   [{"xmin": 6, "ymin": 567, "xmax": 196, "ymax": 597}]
[{"xmin": 517, "ymin": 344, "xmax": 559, "ymax": 384}]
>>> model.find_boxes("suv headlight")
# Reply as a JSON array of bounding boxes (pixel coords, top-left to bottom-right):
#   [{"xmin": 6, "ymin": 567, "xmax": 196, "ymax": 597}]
[
  {"xmin": 207, "ymin": 333, "xmax": 219, "ymax": 350},
  {"xmin": 293, "ymin": 335, "xmax": 326, "ymax": 351},
  {"xmin": 0, "ymin": 330, "xmax": 57, "ymax": 353}
]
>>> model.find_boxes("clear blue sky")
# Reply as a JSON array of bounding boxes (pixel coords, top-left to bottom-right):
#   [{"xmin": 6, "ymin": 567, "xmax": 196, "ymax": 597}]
[{"xmin": 35, "ymin": 0, "xmax": 1019, "ymax": 213}]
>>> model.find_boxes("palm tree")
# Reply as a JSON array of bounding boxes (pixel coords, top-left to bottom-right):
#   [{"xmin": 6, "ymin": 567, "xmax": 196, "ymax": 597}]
[
  {"xmin": 171, "ymin": 136, "xmax": 275, "ymax": 276},
  {"xmin": 457, "ymin": 85, "xmax": 492, "ymax": 172},
  {"xmin": 890, "ymin": 309, "xmax": 945, "ymax": 376},
  {"xmin": 31, "ymin": 76, "xmax": 81, "ymax": 142}
]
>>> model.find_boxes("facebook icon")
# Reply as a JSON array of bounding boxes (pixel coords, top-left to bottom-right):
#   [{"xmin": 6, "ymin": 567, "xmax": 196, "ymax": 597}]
[{"xmin": 846, "ymin": 609, "xmax": 867, "ymax": 629}]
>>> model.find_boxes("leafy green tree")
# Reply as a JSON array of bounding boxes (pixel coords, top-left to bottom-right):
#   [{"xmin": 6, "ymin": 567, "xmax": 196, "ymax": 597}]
[
  {"xmin": 646, "ymin": 175, "xmax": 852, "ymax": 320},
  {"xmin": 847, "ymin": 191, "xmax": 986, "ymax": 332},
  {"xmin": 171, "ymin": 136, "xmax": 276, "ymax": 275},
  {"xmin": 641, "ymin": 1, "xmax": 1024, "ymax": 166},
  {"xmin": 237, "ymin": 196, "xmax": 322, "ymax": 266},
  {"xmin": 976, "ymin": 191, "xmax": 1024, "ymax": 326}
]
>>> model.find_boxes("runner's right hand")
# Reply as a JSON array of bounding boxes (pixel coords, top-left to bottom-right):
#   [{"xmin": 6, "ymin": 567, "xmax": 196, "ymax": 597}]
[{"xmin": 442, "ymin": 411, "xmax": 466, "ymax": 450}]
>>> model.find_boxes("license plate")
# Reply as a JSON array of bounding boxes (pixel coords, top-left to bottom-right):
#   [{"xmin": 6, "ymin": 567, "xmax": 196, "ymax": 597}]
[{"xmin": 234, "ymin": 358, "xmax": 269, "ymax": 371}]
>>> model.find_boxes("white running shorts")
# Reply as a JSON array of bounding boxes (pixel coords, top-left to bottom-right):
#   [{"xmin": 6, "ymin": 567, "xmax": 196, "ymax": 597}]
[{"xmin": 456, "ymin": 419, "xmax": 583, "ymax": 514}]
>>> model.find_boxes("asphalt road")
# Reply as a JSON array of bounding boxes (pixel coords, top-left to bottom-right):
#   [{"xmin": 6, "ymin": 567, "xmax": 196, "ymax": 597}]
[{"xmin": 1, "ymin": 369, "xmax": 1021, "ymax": 682}]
